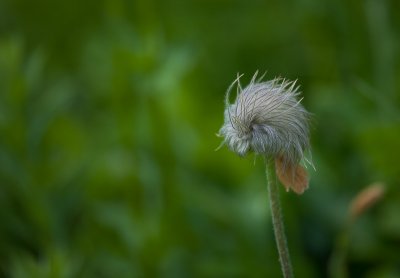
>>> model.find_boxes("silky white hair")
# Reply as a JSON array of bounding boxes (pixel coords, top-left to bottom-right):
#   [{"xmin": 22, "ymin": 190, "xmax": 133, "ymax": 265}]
[{"xmin": 218, "ymin": 72, "xmax": 311, "ymax": 168}]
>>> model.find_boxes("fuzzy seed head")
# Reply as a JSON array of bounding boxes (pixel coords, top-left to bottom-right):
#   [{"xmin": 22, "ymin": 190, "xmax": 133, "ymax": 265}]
[{"xmin": 219, "ymin": 72, "xmax": 311, "ymax": 167}]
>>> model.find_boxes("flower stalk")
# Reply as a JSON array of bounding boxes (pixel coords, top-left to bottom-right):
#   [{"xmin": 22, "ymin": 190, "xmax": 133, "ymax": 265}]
[{"xmin": 266, "ymin": 157, "xmax": 293, "ymax": 278}]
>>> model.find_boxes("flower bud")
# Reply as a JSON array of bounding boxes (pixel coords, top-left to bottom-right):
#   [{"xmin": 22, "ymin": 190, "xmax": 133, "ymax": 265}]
[{"xmin": 349, "ymin": 182, "xmax": 385, "ymax": 220}]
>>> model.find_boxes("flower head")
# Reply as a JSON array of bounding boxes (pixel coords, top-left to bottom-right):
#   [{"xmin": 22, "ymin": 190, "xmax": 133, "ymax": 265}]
[{"xmin": 218, "ymin": 72, "xmax": 312, "ymax": 194}]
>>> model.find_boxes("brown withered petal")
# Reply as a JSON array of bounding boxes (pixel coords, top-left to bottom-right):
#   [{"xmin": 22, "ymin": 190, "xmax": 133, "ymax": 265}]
[{"xmin": 275, "ymin": 156, "xmax": 309, "ymax": 194}]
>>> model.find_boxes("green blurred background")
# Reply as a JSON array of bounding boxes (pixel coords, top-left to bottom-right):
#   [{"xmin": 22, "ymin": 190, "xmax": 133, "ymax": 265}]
[{"xmin": 1, "ymin": 0, "xmax": 400, "ymax": 277}]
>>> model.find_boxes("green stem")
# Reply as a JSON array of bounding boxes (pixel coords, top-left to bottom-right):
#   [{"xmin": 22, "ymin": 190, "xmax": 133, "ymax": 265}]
[
  {"xmin": 266, "ymin": 158, "xmax": 294, "ymax": 278},
  {"xmin": 328, "ymin": 219, "xmax": 352, "ymax": 278}
]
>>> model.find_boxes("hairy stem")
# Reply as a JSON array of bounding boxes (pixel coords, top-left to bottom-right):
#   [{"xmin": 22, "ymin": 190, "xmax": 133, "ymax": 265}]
[{"xmin": 266, "ymin": 158, "xmax": 294, "ymax": 278}]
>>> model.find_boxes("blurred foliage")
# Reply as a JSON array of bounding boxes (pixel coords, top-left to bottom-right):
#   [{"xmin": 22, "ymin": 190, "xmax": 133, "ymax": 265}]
[{"xmin": 0, "ymin": 0, "xmax": 400, "ymax": 277}]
